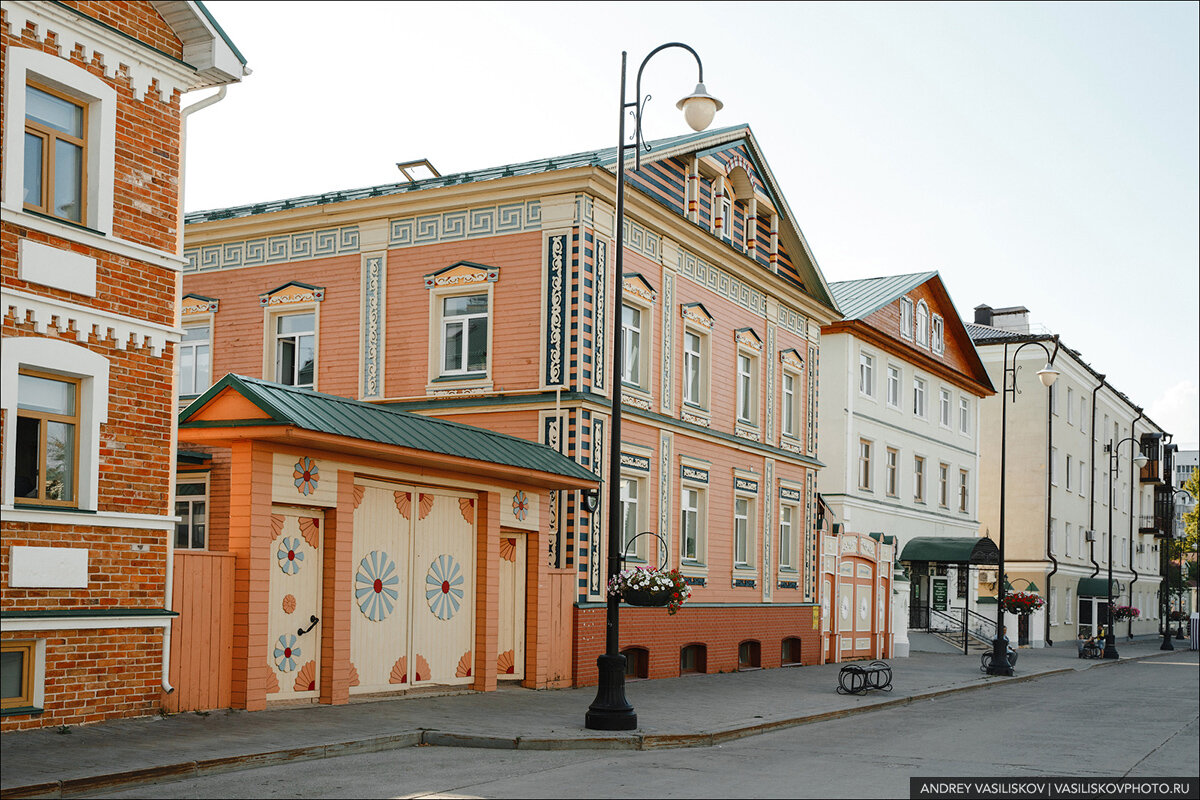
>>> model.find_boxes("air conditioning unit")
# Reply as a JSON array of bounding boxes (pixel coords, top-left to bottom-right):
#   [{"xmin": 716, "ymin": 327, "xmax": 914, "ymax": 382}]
[
  {"xmin": 979, "ymin": 569, "xmax": 997, "ymax": 584},
  {"xmin": 1085, "ymin": 530, "xmax": 1096, "ymax": 542}
]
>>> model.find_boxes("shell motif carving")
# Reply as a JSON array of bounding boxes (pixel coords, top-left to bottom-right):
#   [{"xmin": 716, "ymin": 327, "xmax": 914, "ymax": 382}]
[
  {"xmin": 270, "ymin": 514, "xmax": 285, "ymax": 541},
  {"xmin": 414, "ymin": 654, "xmax": 430, "ymax": 682},
  {"xmin": 299, "ymin": 518, "xmax": 320, "ymax": 549},
  {"xmin": 265, "ymin": 669, "xmax": 280, "ymax": 694},
  {"xmin": 458, "ymin": 497, "xmax": 474, "ymax": 524},
  {"xmin": 282, "ymin": 594, "xmax": 297, "ymax": 614},
  {"xmin": 352, "ymin": 485, "xmax": 365, "ymax": 509},
  {"xmin": 499, "ymin": 538, "xmax": 517, "ymax": 563},
  {"xmin": 419, "ymin": 494, "xmax": 435, "ymax": 520},
  {"xmin": 294, "ymin": 660, "xmax": 317, "ymax": 692},
  {"xmin": 348, "ymin": 662, "xmax": 361, "ymax": 688},
  {"xmin": 389, "ymin": 656, "xmax": 408, "ymax": 684},
  {"xmin": 497, "ymin": 650, "xmax": 516, "ymax": 675},
  {"xmin": 456, "ymin": 650, "xmax": 472, "ymax": 678},
  {"xmin": 394, "ymin": 491, "xmax": 411, "ymax": 520}
]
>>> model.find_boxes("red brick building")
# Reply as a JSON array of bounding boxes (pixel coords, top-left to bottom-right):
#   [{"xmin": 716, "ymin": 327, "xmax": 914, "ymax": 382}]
[
  {"xmin": 180, "ymin": 124, "xmax": 854, "ymax": 693},
  {"xmin": 1, "ymin": 0, "xmax": 246, "ymax": 729}
]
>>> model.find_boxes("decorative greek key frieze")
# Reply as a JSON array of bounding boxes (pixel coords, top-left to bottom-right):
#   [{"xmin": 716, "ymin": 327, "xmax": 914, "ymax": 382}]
[
  {"xmin": 777, "ymin": 304, "xmax": 807, "ymax": 337},
  {"xmin": 184, "ymin": 226, "xmax": 360, "ymax": 273},
  {"xmin": 622, "ymin": 217, "xmax": 660, "ymax": 263},
  {"xmin": 390, "ymin": 202, "xmax": 541, "ymax": 247},
  {"xmin": 678, "ymin": 248, "xmax": 768, "ymax": 316},
  {"xmin": 574, "ymin": 194, "xmax": 595, "ymax": 227},
  {"xmin": 544, "ymin": 236, "xmax": 568, "ymax": 387}
]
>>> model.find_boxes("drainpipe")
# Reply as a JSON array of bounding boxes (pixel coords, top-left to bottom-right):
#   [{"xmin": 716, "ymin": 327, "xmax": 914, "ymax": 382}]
[
  {"xmin": 1045, "ymin": 376, "xmax": 1057, "ymax": 646},
  {"xmin": 159, "ymin": 85, "xmax": 231, "ymax": 695},
  {"xmin": 1087, "ymin": 376, "xmax": 1106, "ymax": 579},
  {"xmin": 1126, "ymin": 409, "xmax": 1144, "ymax": 639}
]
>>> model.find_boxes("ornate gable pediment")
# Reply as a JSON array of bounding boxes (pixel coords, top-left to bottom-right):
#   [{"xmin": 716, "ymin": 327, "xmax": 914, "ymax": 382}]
[
  {"xmin": 423, "ymin": 261, "xmax": 499, "ymax": 289},
  {"xmin": 622, "ymin": 272, "xmax": 656, "ymax": 303},
  {"xmin": 182, "ymin": 293, "xmax": 219, "ymax": 315},
  {"xmin": 259, "ymin": 281, "xmax": 325, "ymax": 307},
  {"xmin": 680, "ymin": 302, "xmax": 714, "ymax": 329},
  {"xmin": 734, "ymin": 327, "xmax": 763, "ymax": 352},
  {"xmin": 779, "ymin": 348, "xmax": 804, "ymax": 369}
]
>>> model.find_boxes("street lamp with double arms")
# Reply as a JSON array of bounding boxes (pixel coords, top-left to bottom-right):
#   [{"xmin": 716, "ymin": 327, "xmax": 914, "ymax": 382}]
[
  {"xmin": 584, "ymin": 44, "xmax": 721, "ymax": 732},
  {"xmin": 988, "ymin": 336, "xmax": 1060, "ymax": 676}
]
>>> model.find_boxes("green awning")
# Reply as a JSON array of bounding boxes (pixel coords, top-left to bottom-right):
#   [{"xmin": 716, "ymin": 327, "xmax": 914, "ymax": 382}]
[
  {"xmin": 1078, "ymin": 578, "xmax": 1119, "ymax": 597},
  {"xmin": 899, "ymin": 536, "xmax": 999, "ymax": 565}
]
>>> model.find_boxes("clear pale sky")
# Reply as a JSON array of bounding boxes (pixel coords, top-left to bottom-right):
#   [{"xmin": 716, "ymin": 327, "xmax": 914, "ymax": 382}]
[{"xmin": 184, "ymin": 1, "xmax": 1200, "ymax": 448}]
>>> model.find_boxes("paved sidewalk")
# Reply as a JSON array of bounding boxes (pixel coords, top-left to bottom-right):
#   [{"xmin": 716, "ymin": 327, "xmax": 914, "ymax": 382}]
[{"xmin": 1, "ymin": 636, "xmax": 1186, "ymax": 798}]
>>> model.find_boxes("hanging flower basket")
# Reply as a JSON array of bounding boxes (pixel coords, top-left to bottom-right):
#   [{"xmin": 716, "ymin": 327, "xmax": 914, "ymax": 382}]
[
  {"xmin": 1168, "ymin": 609, "xmax": 1187, "ymax": 622},
  {"xmin": 1000, "ymin": 590, "xmax": 1045, "ymax": 616},
  {"xmin": 1111, "ymin": 605, "xmax": 1139, "ymax": 621},
  {"xmin": 609, "ymin": 567, "xmax": 692, "ymax": 615}
]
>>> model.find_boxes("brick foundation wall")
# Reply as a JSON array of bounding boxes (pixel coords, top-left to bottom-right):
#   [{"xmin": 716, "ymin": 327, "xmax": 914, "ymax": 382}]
[
  {"xmin": 572, "ymin": 603, "xmax": 821, "ymax": 685},
  {"xmin": 0, "ymin": 626, "xmax": 163, "ymax": 730}
]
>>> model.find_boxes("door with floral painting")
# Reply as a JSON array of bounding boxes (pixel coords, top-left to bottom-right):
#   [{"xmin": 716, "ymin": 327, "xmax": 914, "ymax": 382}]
[
  {"xmin": 266, "ymin": 507, "xmax": 323, "ymax": 700},
  {"xmin": 497, "ymin": 532, "xmax": 526, "ymax": 680},
  {"xmin": 409, "ymin": 490, "xmax": 476, "ymax": 685}
]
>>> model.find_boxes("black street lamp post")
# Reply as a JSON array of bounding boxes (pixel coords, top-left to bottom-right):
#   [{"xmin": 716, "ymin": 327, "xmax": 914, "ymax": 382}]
[
  {"xmin": 585, "ymin": 44, "xmax": 720, "ymax": 731},
  {"xmin": 988, "ymin": 337, "xmax": 1060, "ymax": 676},
  {"xmin": 1102, "ymin": 437, "xmax": 1148, "ymax": 659},
  {"xmin": 1168, "ymin": 488, "xmax": 1194, "ymax": 642}
]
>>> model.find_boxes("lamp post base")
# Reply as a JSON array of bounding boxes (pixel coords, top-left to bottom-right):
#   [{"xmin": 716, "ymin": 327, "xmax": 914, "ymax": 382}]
[
  {"xmin": 1175, "ymin": 625, "xmax": 1186, "ymax": 640},
  {"xmin": 585, "ymin": 653, "xmax": 637, "ymax": 731},
  {"xmin": 1102, "ymin": 634, "xmax": 1119, "ymax": 659},
  {"xmin": 985, "ymin": 637, "xmax": 1013, "ymax": 676},
  {"xmin": 1160, "ymin": 630, "xmax": 1175, "ymax": 651}
]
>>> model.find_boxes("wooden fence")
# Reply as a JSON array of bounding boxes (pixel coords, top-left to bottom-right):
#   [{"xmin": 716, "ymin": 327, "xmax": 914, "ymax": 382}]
[{"xmin": 164, "ymin": 551, "xmax": 235, "ymax": 712}]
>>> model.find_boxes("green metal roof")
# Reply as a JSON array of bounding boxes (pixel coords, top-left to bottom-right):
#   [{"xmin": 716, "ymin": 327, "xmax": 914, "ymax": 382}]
[
  {"xmin": 828, "ymin": 272, "xmax": 939, "ymax": 321},
  {"xmin": 899, "ymin": 536, "xmax": 999, "ymax": 565},
  {"xmin": 179, "ymin": 374, "xmax": 598, "ymax": 483},
  {"xmin": 184, "ymin": 125, "xmax": 749, "ymax": 224}
]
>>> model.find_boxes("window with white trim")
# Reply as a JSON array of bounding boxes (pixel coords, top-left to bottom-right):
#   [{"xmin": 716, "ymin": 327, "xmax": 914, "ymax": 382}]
[
  {"xmin": 179, "ymin": 324, "xmax": 212, "ymax": 397},
  {"xmin": 959, "ymin": 396, "xmax": 970, "ymax": 434},
  {"xmin": 24, "ymin": 84, "xmax": 87, "ymax": 224},
  {"xmin": 734, "ymin": 495, "xmax": 755, "ymax": 568},
  {"xmin": 886, "ymin": 448, "xmax": 898, "ymax": 497},
  {"xmin": 442, "ymin": 294, "xmax": 488, "ymax": 376},
  {"xmin": 1079, "ymin": 461, "xmax": 1086, "ymax": 496},
  {"xmin": 1050, "ymin": 447, "xmax": 1058, "ymax": 485},
  {"xmin": 1050, "ymin": 517, "xmax": 1057, "ymax": 555},
  {"xmin": 1065, "ymin": 522, "xmax": 1072, "ymax": 557},
  {"xmin": 931, "ymin": 314, "xmax": 944, "ymax": 355},
  {"xmin": 736, "ymin": 349, "xmax": 760, "ymax": 426},
  {"xmin": 175, "ymin": 477, "xmax": 208, "ymax": 549},
  {"xmin": 899, "ymin": 297, "xmax": 914, "ymax": 339},
  {"xmin": 779, "ymin": 504, "xmax": 797, "ymax": 570},
  {"xmin": 915, "ymin": 301, "xmax": 929, "ymax": 347},
  {"xmin": 781, "ymin": 370, "xmax": 799, "ymax": 439},
  {"xmin": 1067, "ymin": 386, "xmax": 1075, "ymax": 425},
  {"xmin": 958, "ymin": 469, "xmax": 969, "ymax": 513},
  {"xmin": 913, "ymin": 377, "xmax": 927, "ymax": 417},
  {"xmin": 858, "ymin": 439, "xmax": 873, "ymax": 491},
  {"xmin": 622, "ymin": 303, "xmax": 643, "ymax": 387},
  {"xmin": 939, "ymin": 388, "xmax": 951, "ymax": 427},
  {"xmin": 887, "ymin": 365, "xmax": 901, "ymax": 408},
  {"xmin": 682, "ymin": 324, "xmax": 711, "ymax": 411},
  {"xmin": 913, "ymin": 455, "xmax": 926, "ymax": 503},
  {"xmin": 1, "ymin": 641, "xmax": 37, "ymax": 711},
  {"xmin": 1066, "ymin": 454, "xmax": 1073, "ymax": 491},
  {"xmin": 938, "ymin": 462, "xmax": 950, "ymax": 508},
  {"xmin": 273, "ymin": 312, "xmax": 316, "ymax": 389},
  {"xmin": 680, "ymin": 484, "xmax": 706, "ymax": 564},
  {"xmin": 859, "ymin": 351, "xmax": 874, "ymax": 397},
  {"xmin": 620, "ymin": 475, "xmax": 646, "ymax": 561}
]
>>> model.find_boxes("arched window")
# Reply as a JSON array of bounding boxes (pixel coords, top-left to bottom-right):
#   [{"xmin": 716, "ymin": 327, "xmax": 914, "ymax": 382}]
[
  {"xmin": 679, "ymin": 644, "xmax": 707, "ymax": 675},
  {"xmin": 621, "ymin": 646, "xmax": 649, "ymax": 679},
  {"xmin": 915, "ymin": 301, "xmax": 930, "ymax": 347},
  {"xmin": 781, "ymin": 637, "xmax": 803, "ymax": 666},
  {"xmin": 737, "ymin": 640, "xmax": 761, "ymax": 670}
]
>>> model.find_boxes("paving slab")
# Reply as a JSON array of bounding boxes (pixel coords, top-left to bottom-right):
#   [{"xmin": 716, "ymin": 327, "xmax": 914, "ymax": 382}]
[{"xmin": 0, "ymin": 635, "xmax": 1180, "ymax": 798}]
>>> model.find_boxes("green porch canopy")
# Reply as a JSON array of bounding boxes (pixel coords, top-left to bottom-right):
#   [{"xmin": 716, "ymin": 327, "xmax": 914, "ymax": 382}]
[
  {"xmin": 899, "ymin": 536, "xmax": 999, "ymax": 565},
  {"xmin": 1078, "ymin": 577, "xmax": 1120, "ymax": 597}
]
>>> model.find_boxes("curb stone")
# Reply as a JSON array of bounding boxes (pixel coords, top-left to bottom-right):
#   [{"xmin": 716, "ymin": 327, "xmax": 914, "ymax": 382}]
[{"xmin": 0, "ymin": 650, "xmax": 1181, "ymax": 799}]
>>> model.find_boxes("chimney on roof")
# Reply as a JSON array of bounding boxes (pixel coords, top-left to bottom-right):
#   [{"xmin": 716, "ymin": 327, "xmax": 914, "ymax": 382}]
[
  {"xmin": 991, "ymin": 306, "xmax": 1031, "ymax": 334},
  {"xmin": 974, "ymin": 305, "xmax": 993, "ymax": 326}
]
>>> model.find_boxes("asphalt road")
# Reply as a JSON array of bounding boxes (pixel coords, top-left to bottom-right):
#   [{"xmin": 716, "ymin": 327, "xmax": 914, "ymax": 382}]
[{"xmin": 99, "ymin": 654, "xmax": 1200, "ymax": 799}]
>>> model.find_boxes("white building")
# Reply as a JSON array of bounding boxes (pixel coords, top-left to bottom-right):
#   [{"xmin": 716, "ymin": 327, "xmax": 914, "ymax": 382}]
[
  {"xmin": 970, "ymin": 305, "xmax": 1169, "ymax": 649},
  {"xmin": 818, "ymin": 273, "xmax": 996, "ymax": 657}
]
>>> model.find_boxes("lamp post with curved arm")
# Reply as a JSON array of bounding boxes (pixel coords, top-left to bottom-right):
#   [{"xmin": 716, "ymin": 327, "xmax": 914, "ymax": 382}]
[
  {"xmin": 585, "ymin": 43, "xmax": 721, "ymax": 732},
  {"xmin": 1102, "ymin": 437, "xmax": 1149, "ymax": 659},
  {"xmin": 987, "ymin": 336, "xmax": 1060, "ymax": 676}
]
